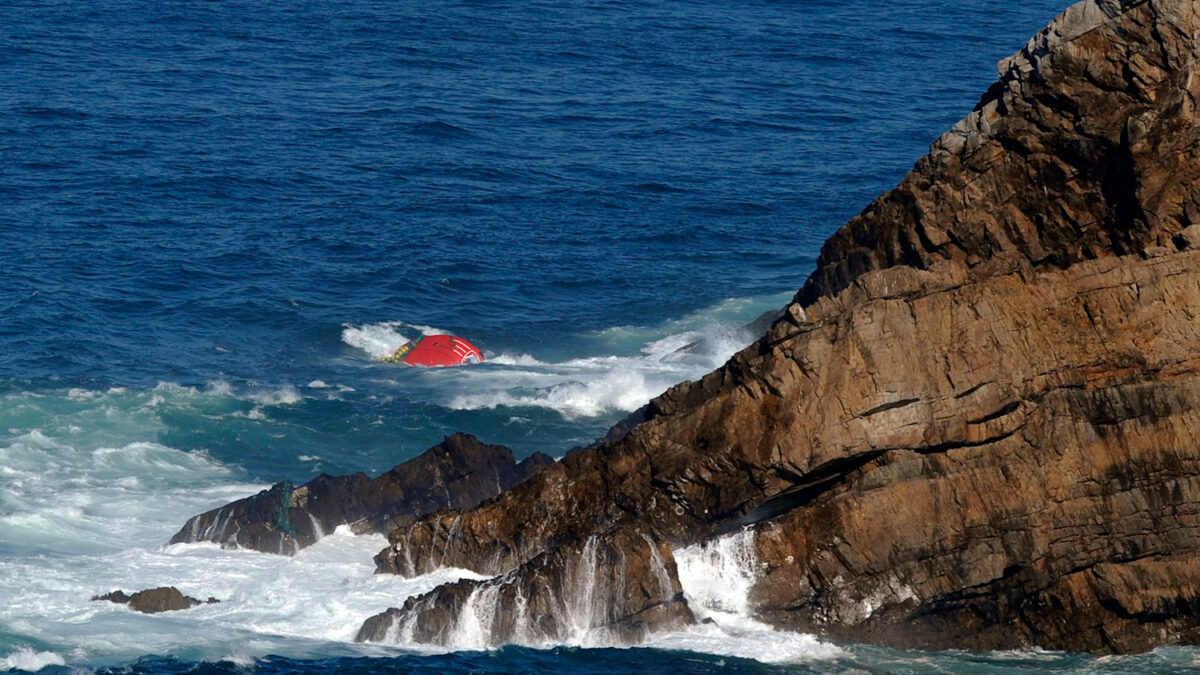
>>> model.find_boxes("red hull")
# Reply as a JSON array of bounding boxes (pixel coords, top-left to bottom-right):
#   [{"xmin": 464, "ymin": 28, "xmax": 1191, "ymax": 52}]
[{"xmin": 398, "ymin": 335, "xmax": 483, "ymax": 367}]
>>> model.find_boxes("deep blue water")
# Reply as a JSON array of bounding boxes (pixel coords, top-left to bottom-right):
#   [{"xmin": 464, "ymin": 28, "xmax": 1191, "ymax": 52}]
[
  {"xmin": 8, "ymin": 0, "xmax": 1178, "ymax": 673},
  {"xmin": 1, "ymin": 0, "xmax": 1071, "ymax": 478}
]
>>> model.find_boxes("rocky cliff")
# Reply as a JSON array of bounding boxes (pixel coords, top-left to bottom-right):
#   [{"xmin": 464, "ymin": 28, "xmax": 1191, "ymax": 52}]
[
  {"xmin": 169, "ymin": 433, "xmax": 551, "ymax": 554},
  {"xmin": 360, "ymin": 0, "xmax": 1200, "ymax": 654}
]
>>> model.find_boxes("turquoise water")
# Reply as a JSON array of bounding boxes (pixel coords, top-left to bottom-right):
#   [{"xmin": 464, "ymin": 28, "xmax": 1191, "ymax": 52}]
[{"xmin": 7, "ymin": 0, "xmax": 1192, "ymax": 671}]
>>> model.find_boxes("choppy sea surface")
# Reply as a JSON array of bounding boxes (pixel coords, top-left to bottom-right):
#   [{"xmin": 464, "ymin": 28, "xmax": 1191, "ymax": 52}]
[{"xmin": 4, "ymin": 0, "xmax": 1191, "ymax": 672}]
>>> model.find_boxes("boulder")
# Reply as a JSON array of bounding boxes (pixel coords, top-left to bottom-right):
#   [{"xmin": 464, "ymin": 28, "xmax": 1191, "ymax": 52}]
[
  {"xmin": 91, "ymin": 590, "xmax": 130, "ymax": 604},
  {"xmin": 169, "ymin": 433, "xmax": 552, "ymax": 554},
  {"xmin": 92, "ymin": 587, "xmax": 218, "ymax": 614}
]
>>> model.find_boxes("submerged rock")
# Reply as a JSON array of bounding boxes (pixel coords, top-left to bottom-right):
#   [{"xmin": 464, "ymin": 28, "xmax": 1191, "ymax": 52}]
[
  {"xmin": 91, "ymin": 590, "xmax": 130, "ymax": 604},
  {"xmin": 168, "ymin": 433, "xmax": 552, "ymax": 554},
  {"xmin": 92, "ymin": 587, "xmax": 218, "ymax": 614},
  {"xmin": 366, "ymin": 0, "xmax": 1200, "ymax": 655}
]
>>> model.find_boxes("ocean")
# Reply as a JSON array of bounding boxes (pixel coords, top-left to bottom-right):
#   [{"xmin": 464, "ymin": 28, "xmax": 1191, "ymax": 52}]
[{"xmin": 4, "ymin": 0, "xmax": 1194, "ymax": 672}]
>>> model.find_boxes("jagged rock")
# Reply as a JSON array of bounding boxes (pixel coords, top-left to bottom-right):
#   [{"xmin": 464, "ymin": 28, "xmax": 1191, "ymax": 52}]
[
  {"xmin": 169, "ymin": 433, "xmax": 552, "ymax": 554},
  {"xmin": 368, "ymin": 0, "xmax": 1200, "ymax": 655},
  {"xmin": 92, "ymin": 587, "xmax": 217, "ymax": 613},
  {"xmin": 358, "ymin": 527, "xmax": 693, "ymax": 647},
  {"xmin": 797, "ymin": 0, "xmax": 1200, "ymax": 305},
  {"xmin": 91, "ymin": 590, "xmax": 130, "ymax": 604}
]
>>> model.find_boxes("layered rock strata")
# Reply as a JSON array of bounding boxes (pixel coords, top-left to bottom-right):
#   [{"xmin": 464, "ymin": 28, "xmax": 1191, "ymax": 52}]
[
  {"xmin": 169, "ymin": 433, "xmax": 551, "ymax": 554},
  {"xmin": 363, "ymin": 0, "xmax": 1200, "ymax": 654}
]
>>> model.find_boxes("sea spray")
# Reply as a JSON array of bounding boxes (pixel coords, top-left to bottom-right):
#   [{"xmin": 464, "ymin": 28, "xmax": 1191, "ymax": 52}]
[
  {"xmin": 558, "ymin": 535, "xmax": 607, "ymax": 646},
  {"xmin": 341, "ymin": 322, "xmax": 445, "ymax": 360},
  {"xmin": 399, "ymin": 536, "xmax": 615, "ymax": 649},
  {"xmin": 673, "ymin": 527, "xmax": 759, "ymax": 618},
  {"xmin": 448, "ymin": 581, "xmax": 505, "ymax": 649},
  {"xmin": 344, "ymin": 294, "xmax": 791, "ymax": 420},
  {"xmin": 365, "ymin": 531, "xmax": 686, "ymax": 650},
  {"xmin": 643, "ymin": 529, "xmax": 845, "ymax": 664},
  {"xmin": 642, "ymin": 533, "xmax": 676, "ymax": 597},
  {"xmin": 0, "ymin": 377, "xmax": 840, "ymax": 667},
  {"xmin": 443, "ymin": 324, "xmax": 763, "ymax": 419},
  {"xmin": 0, "ymin": 648, "xmax": 66, "ymax": 672}
]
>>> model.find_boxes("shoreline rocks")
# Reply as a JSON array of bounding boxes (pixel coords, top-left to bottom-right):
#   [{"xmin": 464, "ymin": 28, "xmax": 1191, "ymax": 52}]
[
  {"xmin": 168, "ymin": 433, "xmax": 552, "ymax": 554},
  {"xmin": 358, "ymin": 527, "xmax": 693, "ymax": 647},
  {"xmin": 362, "ymin": 0, "xmax": 1200, "ymax": 655}
]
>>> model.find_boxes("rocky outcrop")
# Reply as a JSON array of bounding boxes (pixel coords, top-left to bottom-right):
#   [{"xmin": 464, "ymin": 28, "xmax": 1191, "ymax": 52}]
[
  {"xmin": 796, "ymin": 0, "xmax": 1200, "ymax": 306},
  {"xmin": 92, "ymin": 587, "xmax": 219, "ymax": 614},
  {"xmin": 169, "ymin": 433, "xmax": 552, "ymax": 554},
  {"xmin": 358, "ymin": 527, "xmax": 693, "ymax": 647},
  {"xmin": 364, "ymin": 0, "xmax": 1200, "ymax": 654}
]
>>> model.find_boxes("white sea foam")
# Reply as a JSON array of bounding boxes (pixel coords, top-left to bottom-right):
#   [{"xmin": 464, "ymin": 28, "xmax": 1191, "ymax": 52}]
[
  {"xmin": 643, "ymin": 620, "xmax": 842, "ymax": 664},
  {"xmin": 201, "ymin": 380, "xmax": 236, "ymax": 397},
  {"xmin": 646, "ymin": 529, "xmax": 844, "ymax": 664},
  {"xmin": 0, "ymin": 442, "xmax": 487, "ymax": 665},
  {"xmin": 0, "ymin": 648, "xmax": 66, "ymax": 672},
  {"xmin": 0, "ymin": 400, "xmax": 836, "ymax": 667},
  {"xmin": 397, "ymin": 534, "xmax": 619, "ymax": 651},
  {"xmin": 246, "ymin": 384, "xmax": 303, "ymax": 406},
  {"xmin": 447, "ymin": 359, "xmax": 658, "ymax": 418},
  {"xmin": 344, "ymin": 294, "xmax": 789, "ymax": 419},
  {"xmin": 145, "ymin": 380, "xmax": 307, "ymax": 410},
  {"xmin": 0, "ymin": 295, "xmax": 826, "ymax": 667},
  {"xmin": 0, "ymin": 386, "xmax": 492, "ymax": 665},
  {"xmin": 0, "ymin": 417, "xmax": 834, "ymax": 668},
  {"xmin": 487, "ymin": 353, "xmax": 543, "ymax": 367},
  {"xmin": 341, "ymin": 321, "xmax": 445, "ymax": 360},
  {"xmin": 674, "ymin": 528, "xmax": 759, "ymax": 617},
  {"xmin": 0, "ymin": 431, "xmax": 258, "ymax": 556},
  {"xmin": 446, "ymin": 311, "xmax": 778, "ymax": 418},
  {"xmin": 444, "ymin": 326, "xmax": 748, "ymax": 418}
]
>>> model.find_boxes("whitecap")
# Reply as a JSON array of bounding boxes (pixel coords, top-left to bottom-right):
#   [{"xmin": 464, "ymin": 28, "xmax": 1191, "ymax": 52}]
[
  {"xmin": 0, "ymin": 648, "xmax": 66, "ymax": 672},
  {"xmin": 342, "ymin": 321, "xmax": 447, "ymax": 360},
  {"xmin": 246, "ymin": 385, "xmax": 302, "ymax": 406},
  {"xmin": 435, "ymin": 294, "xmax": 789, "ymax": 419}
]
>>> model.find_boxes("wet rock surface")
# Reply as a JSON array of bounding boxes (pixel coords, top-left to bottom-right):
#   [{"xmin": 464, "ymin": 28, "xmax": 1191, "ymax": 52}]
[
  {"xmin": 358, "ymin": 527, "xmax": 692, "ymax": 647},
  {"xmin": 92, "ymin": 587, "xmax": 219, "ymax": 614},
  {"xmin": 169, "ymin": 433, "xmax": 552, "ymax": 554},
  {"xmin": 367, "ymin": 0, "xmax": 1200, "ymax": 655}
]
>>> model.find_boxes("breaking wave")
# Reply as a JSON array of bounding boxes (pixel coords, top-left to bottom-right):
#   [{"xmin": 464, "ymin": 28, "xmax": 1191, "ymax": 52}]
[
  {"xmin": 0, "ymin": 648, "xmax": 66, "ymax": 672},
  {"xmin": 447, "ymin": 323, "xmax": 767, "ymax": 418},
  {"xmin": 653, "ymin": 528, "xmax": 844, "ymax": 663},
  {"xmin": 341, "ymin": 321, "xmax": 445, "ymax": 360},
  {"xmin": 340, "ymin": 294, "xmax": 790, "ymax": 419}
]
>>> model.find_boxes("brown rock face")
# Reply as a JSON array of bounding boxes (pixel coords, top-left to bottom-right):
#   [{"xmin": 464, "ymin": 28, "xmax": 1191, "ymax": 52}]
[
  {"xmin": 168, "ymin": 433, "xmax": 551, "ymax": 554},
  {"xmin": 797, "ymin": 0, "xmax": 1200, "ymax": 305},
  {"xmin": 367, "ymin": 0, "xmax": 1200, "ymax": 655},
  {"xmin": 358, "ymin": 527, "xmax": 693, "ymax": 647},
  {"xmin": 128, "ymin": 587, "xmax": 199, "ymax": 614}
]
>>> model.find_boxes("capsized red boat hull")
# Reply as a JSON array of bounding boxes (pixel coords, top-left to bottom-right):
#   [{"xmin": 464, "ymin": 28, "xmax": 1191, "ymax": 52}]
[{"xmin": 392, "ymin": 335, "xmax": 483, "ymax": 367}]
